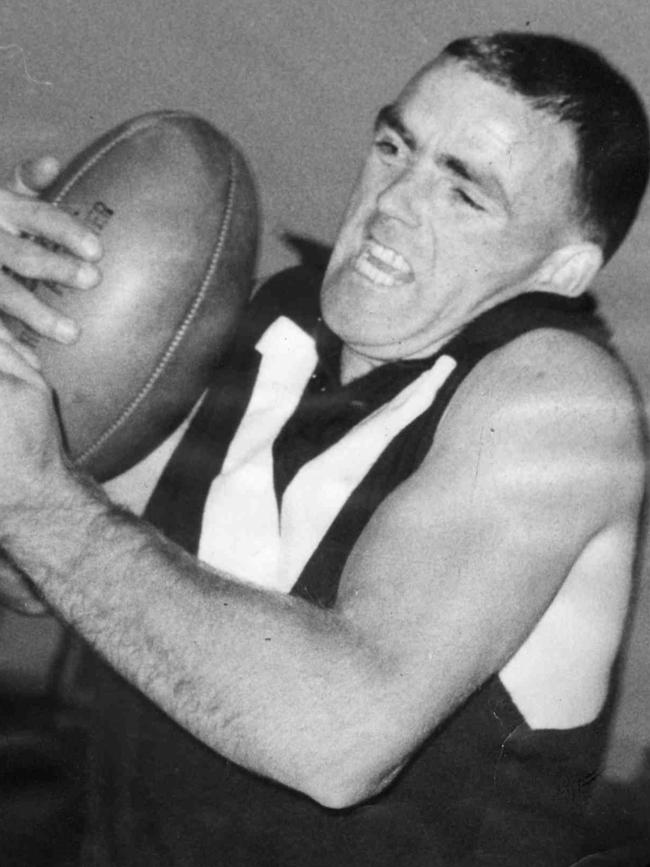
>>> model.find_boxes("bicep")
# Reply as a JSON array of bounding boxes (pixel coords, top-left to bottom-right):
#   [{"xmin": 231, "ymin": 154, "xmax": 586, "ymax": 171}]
[{"xmin": 334, "ymin": 336, "xmax": 644, "ymax": 741}]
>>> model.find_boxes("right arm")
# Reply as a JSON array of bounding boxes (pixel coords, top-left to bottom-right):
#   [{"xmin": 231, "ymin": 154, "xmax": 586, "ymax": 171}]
[{"xmin": 0, "ymin": 155, "xmax": 103, "ymax": 614}]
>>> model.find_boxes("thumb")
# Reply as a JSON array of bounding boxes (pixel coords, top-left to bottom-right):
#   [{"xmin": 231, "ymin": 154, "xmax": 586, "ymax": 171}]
[{"xmin": 10, "ymin": 156, "xmax": 61, "ymax": 197}]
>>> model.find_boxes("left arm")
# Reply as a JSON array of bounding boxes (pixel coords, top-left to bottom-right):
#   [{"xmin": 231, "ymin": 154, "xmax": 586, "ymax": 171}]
[{"xmin": 0, "ymin": 331, "xmax": 643, "ymax": 807}]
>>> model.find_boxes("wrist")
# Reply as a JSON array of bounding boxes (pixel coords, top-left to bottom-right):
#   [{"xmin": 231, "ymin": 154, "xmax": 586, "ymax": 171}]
[{"xmin": 0, "ymin": 463, "xmax": 109, "ymax": 583}]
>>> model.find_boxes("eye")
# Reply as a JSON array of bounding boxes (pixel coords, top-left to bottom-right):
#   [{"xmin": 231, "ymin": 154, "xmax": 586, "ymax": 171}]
[
  {"xmin": 373, "ymin": 135, "xmax": 401, "ymax": 159},
  {"xmin": 455, "ymin": 188, "xmax": 485, "ymax": 212}
]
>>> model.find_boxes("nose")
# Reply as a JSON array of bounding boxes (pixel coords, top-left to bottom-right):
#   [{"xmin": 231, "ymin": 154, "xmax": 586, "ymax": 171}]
[{"xmin": 375, "ymin": 166, "xmax": 423, "ymax": 228}]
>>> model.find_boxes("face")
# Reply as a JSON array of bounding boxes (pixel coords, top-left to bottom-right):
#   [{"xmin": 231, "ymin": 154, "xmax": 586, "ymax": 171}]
[{"xmin": 321, "ymin": 59, "xmax": 582, "ymax": 378}]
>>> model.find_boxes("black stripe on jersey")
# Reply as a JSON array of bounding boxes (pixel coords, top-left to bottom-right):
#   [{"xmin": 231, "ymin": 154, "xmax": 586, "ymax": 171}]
[{"xmin": 144, "ymin": 346, "xmax": 262, "ymax": 554}]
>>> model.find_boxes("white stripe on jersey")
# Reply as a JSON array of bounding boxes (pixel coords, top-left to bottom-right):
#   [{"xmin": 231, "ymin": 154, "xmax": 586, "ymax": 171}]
[{"xmin": 197, "ymin": 316, "xmax": 456, "ymax": 592}]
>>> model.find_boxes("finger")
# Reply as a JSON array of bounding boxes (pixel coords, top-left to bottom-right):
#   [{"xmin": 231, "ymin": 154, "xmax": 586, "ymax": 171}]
[
  {"xmin": 0, "ymin": 557, "xmax": 47, "ymax": 616},
  {"xmin": 8, "ymin": 195, "xmax": 102, "ymax": 262},
  {"xmin": 0, "ymin": 227, "xmax": 101, "ymax": 288},
  {"xmin": 0, "ymin": 189, "xmax": 102, "ymax": 263},
  {"xmin": 0, "ymin": 335, "xmax": 48, "ymax": 389},
  {"xmin": 0, "ymin": 270, "xmax": 79, "ymax": 343},
  {"xmin": 9, "ymin": 156, "xmax": 62, "ymax": 196},
  {"xmin": 0, "ymin": 317, "xmax": 42, "ymax": 369}
]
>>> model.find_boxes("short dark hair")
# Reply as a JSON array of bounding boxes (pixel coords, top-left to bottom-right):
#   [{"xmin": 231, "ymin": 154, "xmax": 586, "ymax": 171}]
[{"xmin": 441, "ymin": 32, "xmax": 649, "ymax": 262}]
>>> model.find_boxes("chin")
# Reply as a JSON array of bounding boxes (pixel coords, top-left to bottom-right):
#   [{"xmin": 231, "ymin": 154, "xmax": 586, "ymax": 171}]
[{"xmin": 324, "ymin": 274, "xmax": 406, "ymax": 332}]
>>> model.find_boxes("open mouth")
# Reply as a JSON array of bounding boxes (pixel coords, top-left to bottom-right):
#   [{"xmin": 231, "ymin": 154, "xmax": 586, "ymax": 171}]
[{"xmin": 353, "ymin": 240, "xmax": 414, "ymax": 286}]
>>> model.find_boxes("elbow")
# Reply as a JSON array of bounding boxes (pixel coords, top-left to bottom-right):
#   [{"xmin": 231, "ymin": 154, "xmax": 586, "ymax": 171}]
[
  {"xmin": 284, "ymin": 706, "xmax": 414, "ymax": 809},
  {"xmin": 300, "ymin": 758, "xmax": 405, "ymax": 810},
  {"xmin": 305, "ymin": 780, "xmax": 370, "ymax": 811}
]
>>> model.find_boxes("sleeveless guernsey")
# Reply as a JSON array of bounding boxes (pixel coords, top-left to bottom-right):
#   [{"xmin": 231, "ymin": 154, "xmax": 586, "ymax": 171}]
[{"xmin": 80, "ymin": 267, "xmax": 615, "ymax": 866}]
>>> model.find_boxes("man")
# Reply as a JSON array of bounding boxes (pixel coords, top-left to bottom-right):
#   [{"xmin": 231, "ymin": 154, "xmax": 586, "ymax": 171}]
[{"xmin": 0, "ymin": 32, "xmax": 647, "ymax": 866}]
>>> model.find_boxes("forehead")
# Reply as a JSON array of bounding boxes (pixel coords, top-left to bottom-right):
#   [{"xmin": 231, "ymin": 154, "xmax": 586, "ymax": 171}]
[{"xmin": 393, "ymin": 60, "xmax": 579, "ymax": 210}]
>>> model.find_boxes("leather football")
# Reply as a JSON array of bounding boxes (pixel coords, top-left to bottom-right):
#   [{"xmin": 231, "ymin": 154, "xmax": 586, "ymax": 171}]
[{"xmin": 9, "ymin": 110, "xmax": 258, "ymax": 481}]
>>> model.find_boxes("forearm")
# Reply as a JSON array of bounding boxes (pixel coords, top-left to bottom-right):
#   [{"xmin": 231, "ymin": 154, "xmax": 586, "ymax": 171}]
[{"xmin": 0, "ymin": 469, "xmax": 400, "ymax": 804}]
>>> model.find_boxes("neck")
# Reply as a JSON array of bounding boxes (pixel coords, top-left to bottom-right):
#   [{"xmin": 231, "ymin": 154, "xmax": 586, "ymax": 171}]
[
  {"xmin": 338, "ymin": 328, "xmax": 461, "ymax": 385},
  {"xmin": 339, "ymin": 345, "xmax": 382, "ymax": 385},
  {"xmin": 336, "ymin": 283, "xmax": 582, "ymax": 385}
]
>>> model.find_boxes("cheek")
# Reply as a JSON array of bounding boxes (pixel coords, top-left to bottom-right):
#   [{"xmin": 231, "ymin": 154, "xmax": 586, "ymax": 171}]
[
  {"xmin": 504, "ymin": 221, "xmax": 558, "ymax": 275},
  {"xmin": 329, "ymin": 193, "xmax": 369, "ymax": 263},
  {"xmin": 340, "ymin": 161, "xmax": 386, "ymax": 227},
  {"xmin": 428, "ymin": 229, "xmax": 531, "ymax": 298},
  {"xmin": 471, "ymin": 220, "xmax": 546, "ymax": 276}
]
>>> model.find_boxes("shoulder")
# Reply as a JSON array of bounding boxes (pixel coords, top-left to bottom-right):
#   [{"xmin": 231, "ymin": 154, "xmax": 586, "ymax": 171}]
[
  {"xmin": 439, "ymin": 327, "xmax": 642, "ymax": 450},
  {"xmin": 424, "ymin": 326, "xmax": 645, "ymax": 523}
]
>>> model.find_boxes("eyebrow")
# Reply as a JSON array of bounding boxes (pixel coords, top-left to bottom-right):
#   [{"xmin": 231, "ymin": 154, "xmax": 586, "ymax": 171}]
[
  {"xmin": 373, "ymin": 103, "xmax": 416, "ymax": 151},
  {"xmin": 442, "ymin": 155, "xmax": 473, "ymax": 183},
  {"xmin": 374, "ymin": 103, "xmax": 511, "ymax": 212},
  {"xmin": 440, "ymin": 153, "xmax": 510, "ymax": 213}
]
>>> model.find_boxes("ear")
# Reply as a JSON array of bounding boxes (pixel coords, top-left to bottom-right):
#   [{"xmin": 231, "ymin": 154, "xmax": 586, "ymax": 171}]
[{"xmin": 534, "ymin": 242, "xmax": 603, "ymax": 298}]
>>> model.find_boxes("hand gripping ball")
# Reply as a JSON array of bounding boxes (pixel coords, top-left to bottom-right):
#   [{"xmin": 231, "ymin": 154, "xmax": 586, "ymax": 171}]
[{"xmin": 9, "ymin": 110, "xmax": 258, "ymax": 481}]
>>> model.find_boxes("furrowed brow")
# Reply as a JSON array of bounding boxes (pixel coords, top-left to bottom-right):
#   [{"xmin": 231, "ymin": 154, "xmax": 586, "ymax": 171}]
[
  {"xmin": 443, "ymin": 155, "xmax": 473, "ymax": 183},
  {"xmin": 373, "ymin": 104, "xmax": 416, "ymax": 150},
  {"xmin": 441, "ymin": 153, "xmax": 510, "ymax": 212}
]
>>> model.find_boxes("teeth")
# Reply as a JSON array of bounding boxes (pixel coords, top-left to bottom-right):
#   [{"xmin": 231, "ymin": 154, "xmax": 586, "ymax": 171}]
[
  {"xmin": 353, "ymin": 241, "xmax": 413, "ymax": 286},
  {"xmin": 355, "ymin": 254, "xmax": 398, "ymax": 285},
  {"xmin": 365, "ymin": 240, "xmax": 411, "ymax": 273}
]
